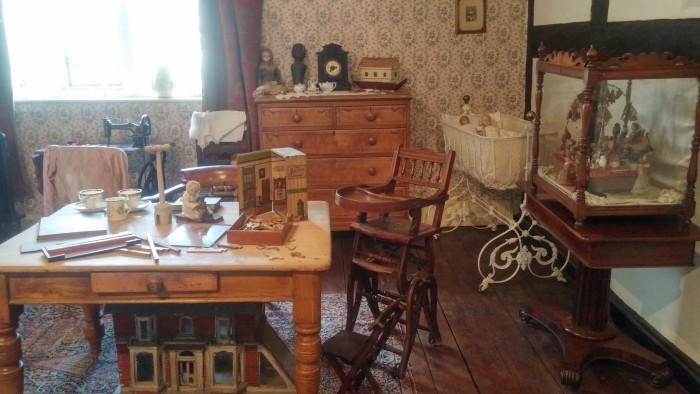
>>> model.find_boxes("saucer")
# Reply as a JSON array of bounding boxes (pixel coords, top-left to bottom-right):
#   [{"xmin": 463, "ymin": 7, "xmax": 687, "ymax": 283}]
[
  {"xmin": 72, "ymin": 201, "xmax": 107, "ymax": 213},
  {"xmin": 306, "ymin": 89, "xmax": 320, "ymax": 95},
  {"xmin": 129, "ymin": 200, "xmax": 151, "ymax": 212}
]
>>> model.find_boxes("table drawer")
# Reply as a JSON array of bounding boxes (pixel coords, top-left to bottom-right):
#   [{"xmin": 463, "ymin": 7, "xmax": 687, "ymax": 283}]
[
  {"xmin": 261, "ymin": 128, "xmax": 405, "ymax": 154},
  {"xmin": 336, "ymin": 105, "xmax": 408, "ymax": 126},
  {"xmin": 91, "ymin": 272, "xmax": 218, "ymax": 294},
  {"xmin": 259, "ymin": 106, "xmax": 333, "ymax": 128},
  {"xmin": 307, "ymin": 157, "xmax": 393, "ymax": 186}
]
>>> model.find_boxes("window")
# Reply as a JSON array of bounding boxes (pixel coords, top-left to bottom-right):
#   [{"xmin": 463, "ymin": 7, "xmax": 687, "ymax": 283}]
[
  {"xmin": 130, "ymin": 346, "xmax": 162, "ymax": 390},
  {"xmin": 135, "ymin": 352, "xmax": 155, "ymax": 382},
  {"xmin": 213, "ymin": 351, "xmax": 234, "ymax": 385},
  {"xmin": 216, "ymin": 316, "xmax": 231, "ymax": 343},
  {"xmin": 179, "ymin": 316, "xmax": 194, "ymax": 336},
  {"xmin": 208, "ymin": 346, "xmax": 244, "ymax": 391},
  {"xmin": 2, "ymin": 0, "xmax": 201, "ymax": 99},
  {"xmin": 135, "ymin": 315, "xmax": 156, "ymax": 342}
]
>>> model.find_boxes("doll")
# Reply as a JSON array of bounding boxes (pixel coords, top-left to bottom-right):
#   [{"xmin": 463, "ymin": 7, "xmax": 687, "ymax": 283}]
[
  {"xmin": 291, "ymin": 43, "xmax": 307, "ymax": 85},
  {"xmin": 476, "ymin": 114, "xmax": 500, "ymax": 137},
  {"xmin": 257, "ymin": 48, "xmax": 283, "ymax": 86},
  {"xmin": 182, "ymin": 180, "xmax": 211, "ymax": 221}
]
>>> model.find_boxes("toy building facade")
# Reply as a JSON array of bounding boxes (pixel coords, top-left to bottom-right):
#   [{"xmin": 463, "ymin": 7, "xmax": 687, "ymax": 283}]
[
  {"xmin": 106, "ymin": 303, "xmax": 295, "ymax": 393},
  {"xmin": 237, "ymin": 148, "xmax": 308, "ymax": 221}
]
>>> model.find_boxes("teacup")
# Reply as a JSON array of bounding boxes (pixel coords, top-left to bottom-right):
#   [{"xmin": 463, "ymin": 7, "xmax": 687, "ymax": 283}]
[
  {"xmin": 307, "ymin": 80, "xmax": 319, "ymax": 92},
  {"xmin": 105, "ymin": 197, "xmax": 131, "ymax": 221},
  {"xmin": 118, "ymin": 188, "xmax": 142, "ymax": 210},
  {"xmin": 78, "ymin": 189, "xmax": 104, "ymax": 209},
  {"xmin": 293, "ymin": 83, "xmax": 306, "ymax": 93},
  {"xmin": 319, "ymin": 81, "xmax": 336, "ymax": 93}
]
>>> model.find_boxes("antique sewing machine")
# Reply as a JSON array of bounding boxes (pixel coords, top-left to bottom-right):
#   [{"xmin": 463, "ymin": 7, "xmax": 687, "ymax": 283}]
[{"xmin": 103, "ymin": 114, "xmax": 151, "ymax": 148}]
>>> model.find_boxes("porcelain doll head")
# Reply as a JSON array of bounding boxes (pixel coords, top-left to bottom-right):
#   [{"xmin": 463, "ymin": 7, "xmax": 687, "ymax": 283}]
[
  {"xmin": 185, "ymin": 180, "xmax": 201, "ymax": 197},
  {"xmin": 480, "ymin": 114, "xmax": 493, "ymax": 126},
  {"xmin": 260, "ymin": 48, "xmax": 273, "ymax": 63}
]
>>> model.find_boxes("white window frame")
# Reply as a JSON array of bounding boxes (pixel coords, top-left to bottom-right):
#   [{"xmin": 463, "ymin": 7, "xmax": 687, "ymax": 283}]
[
  {"xmin": 130, "ymin": 345, "xmax": 163, "ymax": 391},
  {"xmin": 215, "ymin": 315, "xmax": 233, "ymax": 344},
  {"xmin": 135, "ymin": 315, "xmax": 157, "ymax": 342},
  {"xmin": 207, "ymin": 345, "xmax": 245, "ymax": 393}
]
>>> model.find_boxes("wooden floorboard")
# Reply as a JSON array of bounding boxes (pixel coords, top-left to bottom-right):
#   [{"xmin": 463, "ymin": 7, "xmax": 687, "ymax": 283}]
[{"xmin": 324, "ymin": 227, "xmax": 689, "ymax": 393}]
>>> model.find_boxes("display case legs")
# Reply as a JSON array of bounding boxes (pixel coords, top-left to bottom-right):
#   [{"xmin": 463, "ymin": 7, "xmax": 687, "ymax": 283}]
[{"xmin": 520, "ymin": 264, "xmax": 672, "ymax": 389}]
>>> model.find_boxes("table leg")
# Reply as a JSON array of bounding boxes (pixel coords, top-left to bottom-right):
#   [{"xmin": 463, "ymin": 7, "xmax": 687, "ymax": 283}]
[
  {"xmin": 292, "ymin": 273, "xmax": 321, "ymax": 393},
  {"xmin": 520, "ymin": 264, "xmax": 671, "ymax": 388},
  {"xmin": 0, "ymin": 275, "xmax": 23, "ymax": 394},
  {"xmin": 80, "ymin": 304, "xmax": 104, "ymax": 355}
]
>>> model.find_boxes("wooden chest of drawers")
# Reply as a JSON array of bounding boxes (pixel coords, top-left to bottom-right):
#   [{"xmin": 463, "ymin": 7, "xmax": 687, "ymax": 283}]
[{"xmin": 255, "ymin": 91, "xmax": 411, "ymax": 230}]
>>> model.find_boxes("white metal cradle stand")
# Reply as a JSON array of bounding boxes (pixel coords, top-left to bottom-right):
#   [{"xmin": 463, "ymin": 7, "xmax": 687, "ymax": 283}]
[
  {"xmin": 441, "ymin": 111, "xmax": 569, "ymax": 292},
  {"xmin": 476, "ymin": 195, "xmax": 569, "ymax": 292}
]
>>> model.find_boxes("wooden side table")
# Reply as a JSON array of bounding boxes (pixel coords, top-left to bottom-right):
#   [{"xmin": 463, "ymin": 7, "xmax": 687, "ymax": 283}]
[{"xmin": 519, "ymin": 183, "xmax": 700, "ymax": 387}]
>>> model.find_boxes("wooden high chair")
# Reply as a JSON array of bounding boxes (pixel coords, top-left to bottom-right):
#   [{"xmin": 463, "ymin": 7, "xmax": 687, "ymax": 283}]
[{"xmin": 335, "ymin": 145, "xmax": 456, "ymax": 379}]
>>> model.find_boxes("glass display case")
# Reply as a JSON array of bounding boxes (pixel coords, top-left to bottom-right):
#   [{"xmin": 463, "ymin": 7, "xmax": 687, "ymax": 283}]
[{"xmin": 529, "ymin": 44, "xmax": 700, "ymax": 227}]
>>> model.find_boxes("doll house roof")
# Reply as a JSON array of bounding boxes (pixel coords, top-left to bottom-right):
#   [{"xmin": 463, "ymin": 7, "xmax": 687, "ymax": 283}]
[{"xmin": 358, "ymin": 57, "xmax": 400, "ymax": 70}]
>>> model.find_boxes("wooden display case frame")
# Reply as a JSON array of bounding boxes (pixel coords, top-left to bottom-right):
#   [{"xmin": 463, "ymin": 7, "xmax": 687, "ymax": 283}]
[{"xmin": 528, "ymin": 44, "xmax": 700, "ymax": 227}]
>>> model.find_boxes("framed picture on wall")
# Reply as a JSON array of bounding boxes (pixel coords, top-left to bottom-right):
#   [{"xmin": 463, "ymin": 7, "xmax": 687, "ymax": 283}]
[{"xmin": 455, "ymin": 0, "xmax": 486, "ymax": 34}]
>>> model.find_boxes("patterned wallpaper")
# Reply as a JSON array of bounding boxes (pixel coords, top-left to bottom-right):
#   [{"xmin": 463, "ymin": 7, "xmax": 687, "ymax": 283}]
[
  {"xmin": 14, "ymin": 100, "xmax": 201, "ymax": 221},
  {"xmin": 261, "ymin": 0, "xmax": 529, "ymax": 225},
  {"xmin": 261, "ymin": 0, "xmax": 529, "ymax": 149},
  {"xmin": 12, "ymin": 0, "xmax": 529, "ymax": 224}
]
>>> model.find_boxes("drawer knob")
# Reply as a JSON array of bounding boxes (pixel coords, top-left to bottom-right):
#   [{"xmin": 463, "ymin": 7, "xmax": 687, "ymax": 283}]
[
  {"xmin": 366, "ymin": 112, "xmax": 377, "ymax": 121},
  {"xmin": 294, "ymin": 140, "xmax": 303, "ymax": 148},
  {"xmin": 367, "ymin": 137, "xmax": 377, "ymax": 146},
  {"xmin": 292, "ymin": 110, "xmax": 302, "ymax": 123},
  {"xmin": 368, "ymin": 167, "xmax": 377, "ymax": 176},
  {"xmin": 147, "ymin": 277, "xmax": 164, "ymax": 293}
]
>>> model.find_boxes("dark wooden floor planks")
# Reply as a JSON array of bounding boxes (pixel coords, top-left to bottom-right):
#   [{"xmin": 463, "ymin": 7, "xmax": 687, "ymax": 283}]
[{"xmin": 323, "ymin": 227, "xmax": 689, "ymax": 393}]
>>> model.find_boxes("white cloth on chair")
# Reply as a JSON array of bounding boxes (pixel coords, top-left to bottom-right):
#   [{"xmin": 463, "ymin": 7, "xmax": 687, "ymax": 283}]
[
  {"xmin": 42, "ymin": 145, "xmax": 130, "ymax": 216},
  {"xmin": 189, "ymin": 110, "xmax": 247, "ymax": 148}
]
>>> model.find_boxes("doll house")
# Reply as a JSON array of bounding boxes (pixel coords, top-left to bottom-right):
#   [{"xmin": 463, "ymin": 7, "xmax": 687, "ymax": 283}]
[
  {"xmin": 237, "ymin": 148, "xmax": 307, "ymax": 221},
  {"xmin": 354, "ymin": 57, "xmax": 406, "ymax": 90},
  {"xmin": 356, "ymin": 57, "xmax": 401, "ymax": 83},
  {"xmin": 106, "ymin": 303, "xmax": 295, "ymax": 393}
]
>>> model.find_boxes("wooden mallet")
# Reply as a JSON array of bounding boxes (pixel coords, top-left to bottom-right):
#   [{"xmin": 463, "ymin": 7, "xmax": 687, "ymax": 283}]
[{"xmin": 144, "ymin": 144, "xmax": 172, "ymax": 224}]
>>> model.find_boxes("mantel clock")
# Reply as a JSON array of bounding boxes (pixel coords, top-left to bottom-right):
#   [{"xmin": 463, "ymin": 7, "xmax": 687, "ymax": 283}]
[{"xmin": 317, "ymin": 43, "xmax": 351, "ymax": 91}]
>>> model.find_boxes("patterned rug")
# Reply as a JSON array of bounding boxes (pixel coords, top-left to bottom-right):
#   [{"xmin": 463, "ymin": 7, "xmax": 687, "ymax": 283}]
[{"xmin": 18, "ymin": 294, "xmax": 416, "ymax": 393}]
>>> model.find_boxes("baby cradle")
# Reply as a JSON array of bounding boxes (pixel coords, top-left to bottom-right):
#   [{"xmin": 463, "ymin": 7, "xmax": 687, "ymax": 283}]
[
  {"xmin": 441, "ymin": 107, "xmax": 568, "ymax": 292},
  {"xmin": 442, "ymin": 112, "xmax": 535, "ymax": 190}
]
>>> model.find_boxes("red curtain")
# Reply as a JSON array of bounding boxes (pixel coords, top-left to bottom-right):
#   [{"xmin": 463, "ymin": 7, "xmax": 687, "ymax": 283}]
[
  {"xmin": 199, "ymin": 0, "xmax": 263, "ymax": 153},
  {"xmin": 0, "ymin": 2, "xmax": 27, "ymax": 195}
]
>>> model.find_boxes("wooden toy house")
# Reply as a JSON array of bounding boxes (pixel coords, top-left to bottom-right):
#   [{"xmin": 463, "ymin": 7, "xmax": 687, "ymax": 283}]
[
  {"xmin": 107, "ymin": 303, "xmax": 295, "ymax": 393},
  {"xmin": 357, "ymin": 57, "xmax": 401, "ymax": 83},
  {"xmin": 237, "ymin": 148, "xmax": 308, "ymax": 221}
]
